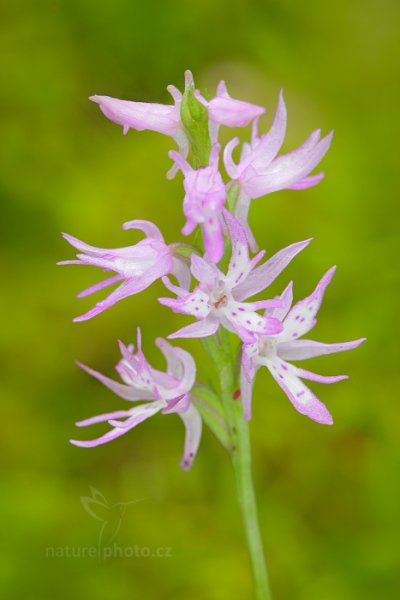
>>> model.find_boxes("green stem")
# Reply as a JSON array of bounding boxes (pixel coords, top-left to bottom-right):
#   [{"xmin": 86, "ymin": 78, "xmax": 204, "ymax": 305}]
[
  {"xmin": 231, "ymin": 402, "xmax": 272, "ymax": 600},
  {"xmin": 205, "ymin": 331, "xmax": 273, "ymax": 600}
]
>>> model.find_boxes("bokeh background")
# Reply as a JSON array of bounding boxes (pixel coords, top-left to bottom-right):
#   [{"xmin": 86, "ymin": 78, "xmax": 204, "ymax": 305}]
[{"xmin": 1, "ymin": 1, "xmax": 399, "ymax": 599}]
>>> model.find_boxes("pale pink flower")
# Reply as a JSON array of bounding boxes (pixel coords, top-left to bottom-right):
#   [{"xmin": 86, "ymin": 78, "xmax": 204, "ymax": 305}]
[
  {"xmin": 59, "ymin": 220, "xmax": 190, "ymax": 322},
  {"xmin": 159, "ymin": 210, "xmax": 311, "ymax": 342},
  {"xmin": 70, "ymin": 329, "xmax": 201, "ymax": 470},
  {"xmin": 169, "ymin": 144, "xmax": 226, "ymax": 263},
  {"xmin": 240, "ymin": 269, "xmax": 366, "ymax": 422},
  {"xmin": 224, "ymin": 91, "xmax": 333, "ymax": 249}
]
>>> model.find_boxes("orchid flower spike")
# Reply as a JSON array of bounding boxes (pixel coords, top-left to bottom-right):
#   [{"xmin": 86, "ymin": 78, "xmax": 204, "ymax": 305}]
[
  {"xmin": 159, "ymin": 210, "xmax": 311, "ymax": 342},
  {"xmin": 240, "ymin": 268, "xmax": 366, "ymax": 423},
  {"xmin": 70, "ymin": 329, "xmax": 201, "ymax": 470},
  {"xmin": 58, "ymin": 220, "xmax": 190, "ymax": 322},
  {"xmin": 90, "ymin": 71, "xmax": 195, "ymax": 178},
  {"xmin": 169, "ymin": 144, "xmax": 227, "ymax": 263},
  {"xmin": 224, "ymin": 91, "xmax": 333, "ymax": 250}
]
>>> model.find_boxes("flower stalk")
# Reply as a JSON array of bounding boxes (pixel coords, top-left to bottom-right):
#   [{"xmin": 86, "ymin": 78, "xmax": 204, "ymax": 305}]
[{"xmin": 204, "ymin": 329, "xmax": 272, "ymax": 599}]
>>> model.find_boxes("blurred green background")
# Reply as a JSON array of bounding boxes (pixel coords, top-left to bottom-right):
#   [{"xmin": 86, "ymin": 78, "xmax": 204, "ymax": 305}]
[{"xmin": 1, "ymin": 1, "xmax": 399, "ymax": 599}]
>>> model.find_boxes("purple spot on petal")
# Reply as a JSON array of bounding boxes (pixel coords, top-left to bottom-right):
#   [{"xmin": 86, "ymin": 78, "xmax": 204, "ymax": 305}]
[
  {"xmin": 295, "ymin": 315, "xmax": 300, "ymax": 321},
  {"xmin": 246, "ymin": 320, "xmax": 251, "ymax": 324},
  {"xmin": 297, "ymin": 391, "xmax": 305, "ymax": 397},
  {"xmin": 238, "ymin": 307, "xmax": 245, "ymax": 312},
  {"xmin": 282, "ymin": 365, "xmax": 288, "ymax": 371},
  {"xmin": 292, "ymin": 333, "xmax": 298, "ymax": 337}
]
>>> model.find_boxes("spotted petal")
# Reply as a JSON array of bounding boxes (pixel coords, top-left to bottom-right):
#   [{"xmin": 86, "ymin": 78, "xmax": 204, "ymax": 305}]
[
  {"xmin": 264, "ymin": 356, "xmax": 333, "ymax": 425},
  {"xmin": 159, "ymin": 288, "xmax": 211, "ymax": 318},
  {"xmin": 179, "ymin": 404, "xmax": 202, "ymax": 470},
  {"xmin": 281, "ymin": 267, "xmax": 336, "ymax": 341}
]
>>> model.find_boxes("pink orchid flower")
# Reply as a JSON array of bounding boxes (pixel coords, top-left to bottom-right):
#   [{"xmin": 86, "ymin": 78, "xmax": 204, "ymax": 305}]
[
  {"xmin": 59, "ymin": 220, "xmax": 190, "ymax": 322},
  {"xmin": 169, "ymin": 144, "xmax": 226, "ymax": 263},
  {"xmin": 70, "ymin": 329, "xmax": 201, "ymax": 470},
  {"xmin": 240, "ymin": 268, "xmax": 366, "ymax": 422},
  {"xmin": 159, "ymin": 210, "xmax": 311, "ymax": 342},
  {"xmin": 224, "ymin": 91, "xmax": 333, "ymax": 250}
]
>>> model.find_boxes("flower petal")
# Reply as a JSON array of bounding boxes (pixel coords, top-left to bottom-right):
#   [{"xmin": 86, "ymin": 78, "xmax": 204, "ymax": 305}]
[
  {"xmin": 74, "ymin": 276, "xmax": 161, "ymax": 322},
  {"xmin": 234, "ymin": 191, "xmax": 258, "ymax": 252},
  {"xmin": 160, "ymin": 346, "xmax": 196, "ymax": 399},
  {"xmin": 171, "ymin": 256, "xmax": 191, "ymax": 290},
  {"xmin": 247, "ymin": 90, "xmax": 287, "ymax": 170},
  {"xmin": 190, "ymin": 254, "xmax": 219, "ymax": 286},
  {"xmin": 179, "ymin": 404, "xmax": 202, "ymax": 470},
  {"xmin": 234, "ymin": 239, "xmax": 312, "ymax": 301},
  {"xmin": 288, "ymin": 172, "xmax": 324, "ymax": 190},
  {"xmin": 75, "ymin": 410, "xmax": 133, "ymax": 427},
  {"xmin": 202, "ymin": 217, "xmax": 224, "ymax": 263},
  {"xmin": 241, "ymin": 342, "xmax": 259, "ymax": 382},
  {"xmin": 223, "ymin": 209, "xmax": 255, "ymax": 285},
  {"xmin": 76, "ymin": 361, "xmax": 154, "ymax": 401},
  {"xmin": 155, "ymin": 337, "xmax": 183, "ymax": 376},
  {"xmin": 223, "ymin": 137, "xmax": 240, "ymax": 179},
  {"xmin": 277, "ymin": 337, "xmax": 366, "ymax": 361},
  {"xmin": 162, "ymin": 393, "xmax": 190, "ymax": 414},
  {"xmin": 77, "ymin": 274, "xmax": 123, "ymax": 298},
  {"xmin": 208, "ymin": 82, "xmax": 265, "ymax": 128},
  {"xmin": 161, "ymin": 276, "xmax": 187, "ymax": 298},
  {"xmin": 71, "ymin": 401, "xmax": 164, "ymax": 448},
  {"xmin": 240, "ymin": 367, "xmax": 256, "ymax": 421},
  {"xmin": 159, "ymin": 288, "xmax": 211, "ymax": 318},
  {"xmin": 167, "ymin": 317, "xmax": 219, "ymax": 339},
  {"xmin": 122, "ymin": 219, "xmax": 164, "ymax": 241},
  {"xmin": 263, "ymin": 281, "xmax": 293, "ymax": 321},
  {"xmin": 243, "ymin": 130, "xmax": 333, "ymax": 198},
  {"xmin": 281, "ymin": 267, "xmax": 336, "ymax": 341},
  {"xmin": 90, "ymin": 95, "xmax": 179, "ymax": 137},
  {"xmin": 70, "ymin": 427, "xmax": 129, "ymax": 448},
  {"xmin": 292, "ymin": 366, "xmax": 348, "ymax": 384},
  {"xmin": 265, "ymin": 356, "xmax": 333, "ymax": 425},
  {"xmin": 223, "ymin": 303, "xmax": 283, "ymax": 338}
]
